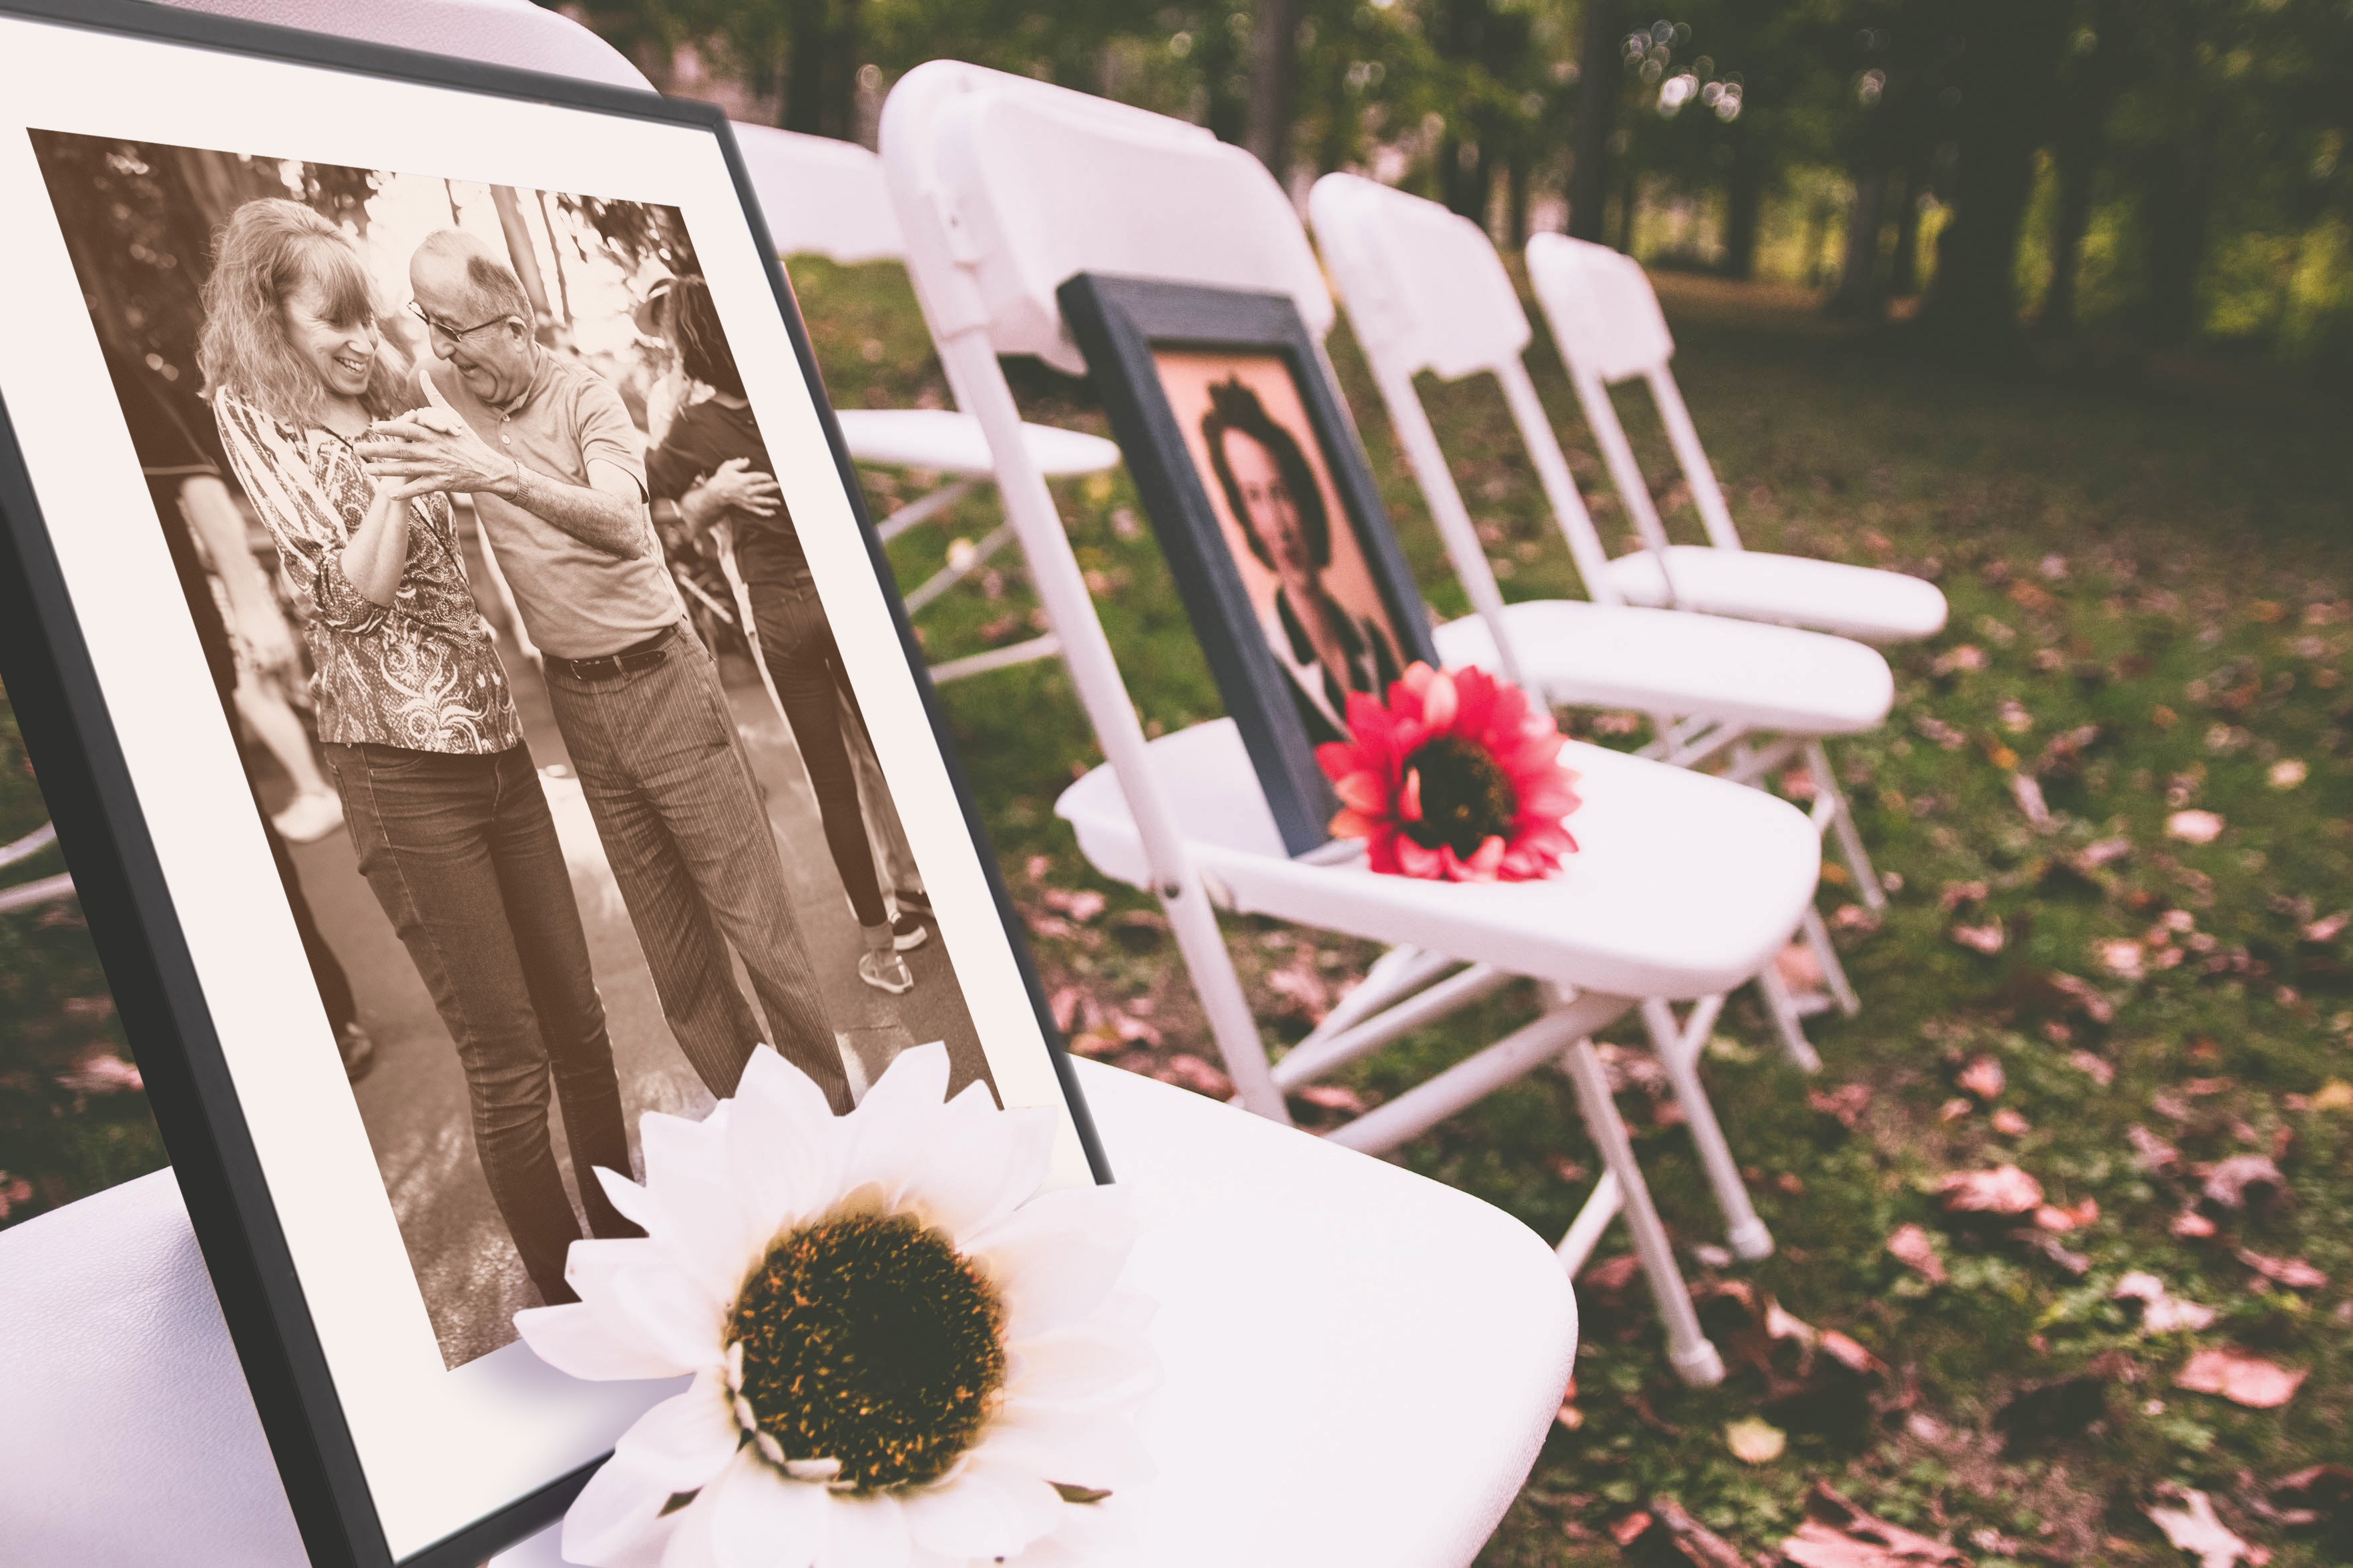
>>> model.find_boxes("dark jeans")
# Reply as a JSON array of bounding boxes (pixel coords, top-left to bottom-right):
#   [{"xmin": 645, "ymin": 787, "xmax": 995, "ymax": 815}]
[
  {"xmin": 542, "ymin": 623, "xmax": 850, "ymax": 1111},
  {"xmin": 323, "ymin": 740, "xmax": 636, "ymax": 1304},
  {"xmin": 751, "ymin": 577, "xmax": 887, "ymax": 931}
]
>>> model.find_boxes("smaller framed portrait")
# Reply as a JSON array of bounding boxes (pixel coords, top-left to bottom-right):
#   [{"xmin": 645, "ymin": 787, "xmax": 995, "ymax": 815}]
[{"xmin": 1058, "ymin": 276, "xmax": 1438, "ymax": 856}]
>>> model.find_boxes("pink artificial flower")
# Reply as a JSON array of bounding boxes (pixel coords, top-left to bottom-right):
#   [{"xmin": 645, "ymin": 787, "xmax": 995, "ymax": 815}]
[{"xmin": 1315, "ymin": 662, "xmax": 1582, "ymax": 882}]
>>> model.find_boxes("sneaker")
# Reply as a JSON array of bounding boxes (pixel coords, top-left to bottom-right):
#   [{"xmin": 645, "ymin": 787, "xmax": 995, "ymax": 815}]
[
  {"xmin": 891, "ymin": 911, "xmax": 930, "ymax": 952},
  {"xmin": 336, "ymin": 1021, "xmax": 377, "ymax": 1083},
  {"xmin": 273, "ymin": 790, "xmax": 345, "ymax": 846},
  {"xmin": 892, "ymin": 885, "xmax": 933, "ymax": 918},
  {"xmin": 857, "ymin": 948, "xmax": 914, "ymax": 995}
]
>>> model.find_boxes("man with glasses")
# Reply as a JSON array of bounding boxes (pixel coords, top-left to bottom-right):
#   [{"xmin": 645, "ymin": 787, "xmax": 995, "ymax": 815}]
[{"xmin": 357, "ymin": 229, "xmax": 850, "ymax": 1112}]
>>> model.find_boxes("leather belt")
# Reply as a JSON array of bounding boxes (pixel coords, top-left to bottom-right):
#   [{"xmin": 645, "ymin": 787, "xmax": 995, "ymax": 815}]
[{"xmin": 546, "ymin": 625, "xmax": 678, "ymax": 682}]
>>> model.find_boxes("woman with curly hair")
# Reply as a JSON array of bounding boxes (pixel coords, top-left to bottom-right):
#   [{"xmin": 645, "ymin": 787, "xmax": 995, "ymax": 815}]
[
  {"xmin": 200, "ymin": 198, "xmax": 635, "ymax": 1308},
  {"xmin": 1201, "ymin": 375, "xmax": 1403, "ymax": 745}
]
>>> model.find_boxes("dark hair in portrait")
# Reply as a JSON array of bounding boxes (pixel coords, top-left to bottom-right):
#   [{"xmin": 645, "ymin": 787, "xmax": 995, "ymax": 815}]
[
  {"xmin": 1199, "ymin": 374, "xmax": 1329, "ymax": 571},
  {"xmin": 667, "ymin": 274, "xmax": 745, "ymax": 399}
]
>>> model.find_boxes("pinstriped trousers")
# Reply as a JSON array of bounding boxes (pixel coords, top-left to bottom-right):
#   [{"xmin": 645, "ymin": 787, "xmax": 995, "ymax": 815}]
[{"xmin": 543, "ymin": 623, "xmax": 851, "ymax": 1111}]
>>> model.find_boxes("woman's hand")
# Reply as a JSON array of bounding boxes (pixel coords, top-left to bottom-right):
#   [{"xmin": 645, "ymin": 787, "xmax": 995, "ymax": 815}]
[
  {"xmin": 681, "ymin": 457, "xmax": 782, "ymax": 531},
  {"xmin": 358, "ymin": 409, "xmax": 514, "ymax": 497}
]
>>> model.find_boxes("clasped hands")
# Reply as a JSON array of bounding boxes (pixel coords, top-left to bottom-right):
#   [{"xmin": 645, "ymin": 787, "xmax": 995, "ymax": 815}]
[{"xmin": 356, "ymin": 409, "xmax": 510, "ymax": 504}]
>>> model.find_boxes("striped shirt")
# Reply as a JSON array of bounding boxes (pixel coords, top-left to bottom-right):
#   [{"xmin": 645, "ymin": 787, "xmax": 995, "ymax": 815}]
[{"xmin": 212, "ymin": 388, "xmax": 522, "ymax": 754}]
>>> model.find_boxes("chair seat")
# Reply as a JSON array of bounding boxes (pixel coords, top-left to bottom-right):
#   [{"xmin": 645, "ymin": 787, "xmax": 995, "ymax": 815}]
[
  {"xmin": 1432, "ymin": 599, "xmax": 1893, "ymax": 738},
  {"xmin": 1602, "ymin": 546, "xmax": 1948, "ymax": 645},
  {"xmin": 2, "ymin": 1068, "xmax": 1575, "ymax": 1568},
  {"xmin": 834, "ymin": 407, "xmax": 1122, "ymax": 479},
  {"xmin": 1056, "ymin": 718, "xmax": 1818, "ymax": 1001}
]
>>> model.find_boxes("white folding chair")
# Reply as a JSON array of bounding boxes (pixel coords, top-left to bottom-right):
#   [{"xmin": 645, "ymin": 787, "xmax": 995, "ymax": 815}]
[
  {"xmin": 1309, "ymin": 174, "xmax": 1896, "ymax": 1067},
  {"xmin": 1525, "ymin": 238, "xmax": 1945, "ymax": 894},
  {"xmin": 730, "ymin": 123, "xmax": 1122, "ymax": 684},
  {"xmin": 881, "ymin": 61, "xmax": 1842, "ymax": 1378}
]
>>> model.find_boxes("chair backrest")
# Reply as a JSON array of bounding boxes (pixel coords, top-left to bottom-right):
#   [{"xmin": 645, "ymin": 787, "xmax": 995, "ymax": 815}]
[
  {"xmin": 1525, "ymin": 234, "xmax": 1741, "ymax": 554},
  {"xmin": 1525, "ymin": 233, "xmax": 1676, "ymax": 386},
  {"xmin": 730, "ymin": 125, "xmax": 909, "ymax": 264},
  {"xmin": 883, "ymin": 60, "xmax": 1314, "ymax": 1121},
  {"xmin": 1306, "ymin": 173, "xmax": 1530, "ymax": 382},
  {"xmin": 1309, "ymin": 174, "xmax": 1629, "ymax": 629},
  {"xmin": 883, "ymin": 61, "xmax": 1329, "ymax": 376},
  {"xmin": 150, "ymin": 0, "xmax": 653, "ymax": 89}
]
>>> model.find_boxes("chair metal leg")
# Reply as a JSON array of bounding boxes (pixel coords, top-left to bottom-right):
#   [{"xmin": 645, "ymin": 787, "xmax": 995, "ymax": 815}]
[
  {"xmin": 1560, "ymin": 1039, "xmax": 1724, "ymax": 1387},
  {"xmin": 1751, "ymin": 961, "xmax": 1824, "ymax": 1074},
  {"xmin": 1797, "ymin": 902, "xmax": 1860, "ymax": 1017},
  {"xmin": 1809, "ymin": 740, "xmax": 1886, "ymax": 911},
  {"xmin": 1641, "ymin": 999, "xmax": 1772, "ymax": 1261}
]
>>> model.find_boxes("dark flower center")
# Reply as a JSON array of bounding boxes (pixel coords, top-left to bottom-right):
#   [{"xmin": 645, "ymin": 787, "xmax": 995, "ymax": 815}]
[
  {"xmin": 728, "ymin": 1210, "xmax": 1006, "ymax": 1492},
  {"xmin": 1401, "ymin": 734, "xmax": 1518, "ymax": 858}
]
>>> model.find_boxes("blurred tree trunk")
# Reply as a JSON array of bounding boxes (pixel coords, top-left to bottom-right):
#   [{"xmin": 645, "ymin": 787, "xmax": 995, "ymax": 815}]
[
  {"xmin": 1889, "ymin": 164, "xmax": 1922, "ymax": 296},
  {"xmin": 2037, "ymin": 1, "xmax": 2121, "ymax": 338},
  {"xmin": 1507, "ymin": 148, "xmax": 1530, "ymax": 244},
  {"xmin": 1568, "ymin": 0, "xmax": 1618, "ymax": 242},
  {"xmin": 1721, "ymin": 121, "xmax": 1765, "ymax": 280},
  {"xmin": 1916, "ymin": 0, "xmax": 2070, "ymax": 358},
  {"xmin": 1829, "ymin": 166, "xmax": 1888, "ymax": 318},
  {"xmin": 1247, "ymin": 0, "xmax": 1301, "ymax": 176},
  {"xmin": 1615, "ymin": 164, "xmax": 1638, "ymax": 252},
  {"xmin": 2139, "ymin": 135, "xmax": 2211, "ymax": 346},
  {"xmin": 783, "ymin": 0, "xmax": 827, "ymax": 134},
  {"xmin": 489, "ymin": 186, "xmax": 556, "ymax": 344}
]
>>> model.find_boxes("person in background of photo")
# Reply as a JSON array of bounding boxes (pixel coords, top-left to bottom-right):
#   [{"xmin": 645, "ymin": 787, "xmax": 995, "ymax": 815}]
[
  {"xmin": 646, "ymin": 276, "xmax": 917, "ymax": 995},
  {"xmin": 361, "ymin": 231, "xmax": 852, "ymax": 1112},
  {"xmin": 1200, "ymin": 376, "xmax": 1404, "ymax": 746},
  {"xmin": 99, "ymin": 342, "xmax": 374, "ymax": 1083},
  {"xmin": 198, "ymin": 199, "xmax": 637, "ymax": 1306}
]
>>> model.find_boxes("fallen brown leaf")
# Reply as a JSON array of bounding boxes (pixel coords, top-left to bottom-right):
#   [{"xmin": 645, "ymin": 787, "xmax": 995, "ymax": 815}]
[
  {"xmin": 1647, "ymin": 1496, "xmax": 1749, "ymax": 1567},
  {"xmin": 1950, "ymin": 919, "xmax": 2006, "ymax": 955},
  {"xmin": 1809, "ymin": 1082, "xmax": 1873, "ymax": 1130},
  {"xmin": 1960, "ymin": 1055, "xmax": 2006, "ymax": 1100},
  {"xmin": 1886, "ymin": 1224, "xmax": 1948, "ymax": 1284},
  {"xmin": 2236, "ymin": 1249, "xmax": 2327, "ymax": 1289},
  {"xmin": 2145, "ymin": 1487, "xmax": 2253, "ymax": 1568},
  {"xmin": 1783, "ymin": 1483, "xmax": 1964, "ymax": 1567},
  {"xmin": 2177, "ymin": 1347, "xmax": 2306, "ymax": 1408},
  {"xmin": 2128, "ymin": 1124, "xmax": 2182, "ymax": 1172},
  {"xmin": 2201, "ymin": 1155, "xmax": 2286, "ymax": 1214},
  {"xmin": 2115, "ymin": 1271, "xmax": 2217, "ymax": 1334},
  {"xmin": 1937, "ymin": 1165, "xmax": 2045, "ymax": 1215}
]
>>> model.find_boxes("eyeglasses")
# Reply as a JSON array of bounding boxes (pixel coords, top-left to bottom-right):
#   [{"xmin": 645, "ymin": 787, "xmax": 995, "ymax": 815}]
[{"xmin": 406, "ymin": 300, "xmax": 511, "ymax": 342}]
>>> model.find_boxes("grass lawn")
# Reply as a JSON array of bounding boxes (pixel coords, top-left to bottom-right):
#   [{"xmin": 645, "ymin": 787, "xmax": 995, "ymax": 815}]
[{"xmin": 7, "ymin": 262, "xmax": 2349, "ymax": 1563}]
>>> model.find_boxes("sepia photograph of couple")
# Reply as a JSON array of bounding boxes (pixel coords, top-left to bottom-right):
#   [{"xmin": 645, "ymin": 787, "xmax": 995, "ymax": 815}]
[{"xmin": 30, "ymin": 130, "xmax": 992, "ymax": 1368}]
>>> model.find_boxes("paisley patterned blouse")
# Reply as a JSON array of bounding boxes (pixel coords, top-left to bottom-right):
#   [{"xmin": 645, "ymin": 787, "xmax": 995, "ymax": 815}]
[{"xmin": 213, "ymin": 389, "xmax": 523, "ymax": 754}]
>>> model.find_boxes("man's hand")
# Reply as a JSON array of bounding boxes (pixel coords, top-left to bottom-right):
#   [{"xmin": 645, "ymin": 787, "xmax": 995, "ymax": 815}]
[
  {"xmin": 681, "ymin": 457, "xmax": 781, "ymax": 533},
  {"xmin": 357, "ymin": 409, "xmax": 515, "ymax": 498}
]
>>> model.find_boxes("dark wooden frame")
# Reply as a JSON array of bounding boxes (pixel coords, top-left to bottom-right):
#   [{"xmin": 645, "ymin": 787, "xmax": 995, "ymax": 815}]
[
  {"xmin": 1058, "ymin": 274, "xmax": 1440, "ymax": 856},
  {"xmin": 0, "ymin": 4, "xmax": 1110, "ymax": 1563}
]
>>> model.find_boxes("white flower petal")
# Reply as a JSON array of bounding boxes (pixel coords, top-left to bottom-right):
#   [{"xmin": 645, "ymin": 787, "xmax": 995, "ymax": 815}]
[
  {"xmin": 594, "ymin": 1258, "xmax": 730, "ymax": 1376},
  {"xmin": 561, "ymin": 1451, "xmax": 679, "ymax": 1566},
  {"xmin": 659, "ymin": 1481, "xmax": 724, "ymax": 1568},
  {"xmin": 515, "ymin": 1302, "xmax": 687, "ymax": 1382},
  {"xmin": 707, "ymin": 1447, "xmax": 829, "ymax": 1568},
  {"xmin": 594, "ymin": 1165, "xmax": 665, "ymax": 1233},
  {"xmin": 966, "ymin": 1188, "xmax": 1137, "ymax": 1338},
  {"xmin": 838, "ymin": 1045, "xmax": 951, "ymax": 1193},
  {"xmin": 899, "ymin": 1457, "xmax": 1065, "ymax": 1560},
  {"xmin": 896, "ymin": 1101, "xmax": 1057, "ymax": 1245},
  {"xmin": 970, "ymin": 1402, "xmax": 1152, "ymax": 1491},
  {"xmin": 640, "ymin": 1109, "xmax": 726, "ymax": 1191},
  {"xmin": 725, "ymin": 1049, "xmax": 848, "ymax": 1239},
  {"xmin": 818, "ymin": 1491, "xmax": 911, "ymax": 1568},
  {"xmin": 613, "ymin": 1367, "xmax": 744, "ymax": 1489},
  {"xmin": 1002, "ymin": 1324, "xmax": 1160, "ymax": 1415}
]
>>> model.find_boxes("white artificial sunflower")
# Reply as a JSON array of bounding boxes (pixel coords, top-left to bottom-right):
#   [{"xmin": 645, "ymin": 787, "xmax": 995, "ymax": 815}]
[{"xmin": 516, "ymin": 1042, "xmax": 1155, "ymax": 1568}]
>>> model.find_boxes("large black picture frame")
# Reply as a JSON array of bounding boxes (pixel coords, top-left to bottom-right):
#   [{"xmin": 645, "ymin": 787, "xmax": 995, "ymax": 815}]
[
  {"xmin": 1058, "ymin": 274, "xmax": 1440, "ymax": 857},
  {"xmin": 0, "ymin": 3, "xmax": 1110, "ymax": 1564}
]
